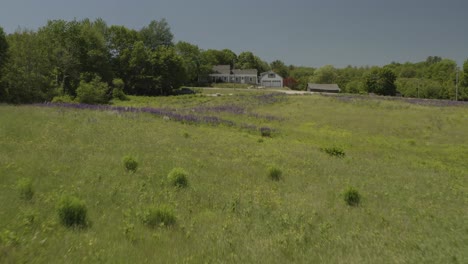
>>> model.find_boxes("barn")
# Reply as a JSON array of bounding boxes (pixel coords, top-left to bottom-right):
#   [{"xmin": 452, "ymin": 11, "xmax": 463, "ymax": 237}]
[
  {"xmin": 259, "ymin": 71, "xmax": 283, "ymax": 87},
  {"xmin": 307, "ymin": 83, "xmax": 341, "ymax": 93}
]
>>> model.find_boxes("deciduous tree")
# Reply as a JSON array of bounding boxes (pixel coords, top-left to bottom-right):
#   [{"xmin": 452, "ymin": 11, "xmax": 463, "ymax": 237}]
[
  {"xmin": 461, "ymin": 58, "xmax": 468, "ymax": 88},
  {"xmin": 0, "ymin": 27, "xmax": 7, "ymax": 71},
  {"xmin": 202, "ymin": 49, "xmax": 237, "ymax": 67},
  {"xmin": 127, "ymin": 42, "xmax": 185, "ymax": 95},
  {"xmin": 2, "ymin": 30, "xmax": 55, "ymax": 103},
  {"xmin": 289, "ymin": 66, "xmax": 315, "ymax": 90},
  {"xmin": 270, "ymin": 60, "xmax": 289, "ymax": 78},
  {"xmin": 237, "ymin": 51, "xmax": 269, "ymax": 73},
  {"xmin": 0, "ymin": 26, "xmax": 8, "ymax": 100},
  {"xmin": 107, "ymin": 25, "xmax": 141, "ymax": 89},
  {"xmin": 176, "ymin": 41, "xmax": 204, "ymax": 84},
  {"xmin": 150, "ymin": 46, "xmax": 185, "ymax": 95},
  {"xmin": 140, "ymin": 19, "xmax": 174, "ymax": 50},
  {"xmin": 310, "ymin": 65, "xmax": 337, "ymax": 84},
  {"xmin": 79, "ymin": 19, "xmax": 113, "ymax": 84},
  {"xmin": 365, "ymin": 67, "xmax": 397, "ymax": 96},
  {"xmin": 39, "ymin": 20, "xmax": 83, "ymax": 95}
]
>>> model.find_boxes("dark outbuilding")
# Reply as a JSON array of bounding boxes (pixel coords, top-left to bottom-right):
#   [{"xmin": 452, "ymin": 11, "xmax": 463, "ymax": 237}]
[{"xmin": 307, "ymin": 83, "xmax": 341, "ymax": 93}]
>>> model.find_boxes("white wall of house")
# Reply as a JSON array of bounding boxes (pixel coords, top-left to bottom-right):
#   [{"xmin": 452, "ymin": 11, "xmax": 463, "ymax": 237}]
[
  {"xmin": 260, "ymin": 72, "xmax": 283, "ymax": 87},
  {"xmin": 210, "ymin": 74, "xmax": 230, "ymax": 83},
  {"xmin": 232, "ymin": 74, "xmax": 257, "ymax": 84},
  {"xmin": 210, "ymin": 74, "xmax": 257, "ymax": 84},
  {"xmin": 209, "ymin": 65, "xmax": 258, "ymax": 85}
]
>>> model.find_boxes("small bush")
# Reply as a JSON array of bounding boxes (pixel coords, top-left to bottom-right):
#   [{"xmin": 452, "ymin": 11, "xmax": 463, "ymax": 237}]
[
  {"xmin": 260, "ymin": 127, "xmax": 272, "ymax": 137},
  {"xmin": 76, "ymin": 76, "xmax": 110, "ymax": 104},
  {"xmin": 268, "ymin": 166, "xmax": 282, "ymax": 181},
  {"xmin": 57, "ymin": 195, "xmax": 87, "ymax": 227},
  {"xmin": 344, "ymin": 187, "xmax": 361, "ymax": 206},
  {"xmin": 51, "ymin": 95, "xmax": 74, "ymax": 103},
  {"xmin": 123, "ymin": 156, "xmax": 138, "ymax": 172},
  {"xmin": 322, "ymin": 147, "xmax": 345, "ymax": 158},
  {"xmin": 112, "ymin": 88, "xmax": 128, "ymax": 101},
  {"xmin": 142, "ymin": 206, "xmax": 176, "ymax": 228},
  {"xmin": 168, "ymin": 168, "xmax": 189, "ymax": 188},
  {"xmin": 17, "ymin": 178, "xmax": 34, "ymax": 201},
  {"xmin": 112, "ymin": 78, "xmax": 129, "ymax": 101}
]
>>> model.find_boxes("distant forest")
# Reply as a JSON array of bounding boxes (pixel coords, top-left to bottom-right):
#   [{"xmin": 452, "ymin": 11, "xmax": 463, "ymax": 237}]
[{"xmin": 0, "ymin": 18, "xmax": 467, "ymax": 103}]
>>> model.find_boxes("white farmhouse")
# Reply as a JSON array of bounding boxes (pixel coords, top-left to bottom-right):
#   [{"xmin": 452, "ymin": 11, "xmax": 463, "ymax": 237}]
[{"xmin": 210, "ymin": 65, "xmax": 258, "ymax": 85}]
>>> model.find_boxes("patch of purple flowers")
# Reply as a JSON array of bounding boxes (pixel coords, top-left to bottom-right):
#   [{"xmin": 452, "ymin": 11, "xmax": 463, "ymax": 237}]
[
  {"xmin": 187, "ymin": 103, "xmax": 282, "ymax": 121},
  {"xmin": 240, "ymin": 123, "xmax": 258, "ymax": 131},
  {"xmin": 189, "ymin": 105, "xmax": 245, "ymax": 114},
  {"xmin": 37, "ymin": 102, "xmax": 236, "ymax": 126},
  {"xmin": 248, "ymin": 113, "xmax": 282, "ymax": 121}
]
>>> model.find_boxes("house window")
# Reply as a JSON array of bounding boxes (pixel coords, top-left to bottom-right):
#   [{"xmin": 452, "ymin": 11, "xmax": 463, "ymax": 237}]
[
  {"xmin": 268, "ymin": 73, "xmax": 275, "ymax": 78},
  {"xmin": 249, "ymin": 77, "xmax": 252, "ymax": 82},
  {"xmin": 223, "ymin": 76, "xmax": 227, "ymax": 81}
]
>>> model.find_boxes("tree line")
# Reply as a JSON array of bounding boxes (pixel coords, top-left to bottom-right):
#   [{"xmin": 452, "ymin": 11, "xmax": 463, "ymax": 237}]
[
  {"xmin": 0, "ymin": 18, "xmax": 467, "ymax": 103},
  {"xmin": 283, "ymin": 57, "xmax": 468, "ymax": 100}
]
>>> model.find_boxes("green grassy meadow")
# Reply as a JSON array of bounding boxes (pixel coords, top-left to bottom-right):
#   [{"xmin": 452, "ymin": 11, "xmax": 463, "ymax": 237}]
[{"xmin": 0, "ymin": 92, "xmax": 467, "ymax": 263}]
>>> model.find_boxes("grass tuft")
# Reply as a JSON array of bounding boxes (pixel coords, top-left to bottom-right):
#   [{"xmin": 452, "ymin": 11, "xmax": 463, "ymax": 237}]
[
  {"xmin": 321, "ymin": 147, "xmax": 345, "ymax": 158},
  {"xmin": 57, "ymin": 195, "xmax": 88, "ymax": 227},
  {"xmin": 141, "ymin": 205, "xmax": 176, "ymax": 228},
  {"xmin": 168, "ymin": 168, "xmax": 189, "ymax": 188},
  {"xmin": 123, "ymin": 156, "xmax": 138, "ymax": 172},
  {"xmin": 268, "ymin": 166, "xmax": 282, "ymax": 181},
  {"xmin": 260, "ymin": 127, "xmax": 272, "ymax": 137},
  {"xmin": 17, "ymin": 178, "xmax": 34, "ymax": 201},
  {"xmin": 343, "ymin": 187, "xmax": 361, "ymax": 206}
]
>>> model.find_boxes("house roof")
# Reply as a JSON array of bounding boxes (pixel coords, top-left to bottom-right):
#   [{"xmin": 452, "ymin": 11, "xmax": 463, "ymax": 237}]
[
  {"xmin": 211, "ymin": 65, "xmax": 257, "ymax": 76},
  {"xmin": 260, "ymin": 70, "xmax": 283, "ymax": 79},
  {"xmin": 232, "ymin": 69, "xmax": 258, "ymax": 75},
  {"xmin": 212, "ymin": 65, "xmax": 231, "ymax": 74},
  {"xmin": 307, "ymin": 83, "xmax": 340, "ymax": 91}
]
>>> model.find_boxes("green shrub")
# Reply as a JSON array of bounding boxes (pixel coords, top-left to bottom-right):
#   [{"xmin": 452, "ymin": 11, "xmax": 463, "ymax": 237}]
[
  {"xmin": 112, "ymin": 88, "xmax": 128, "ymax": 101},
  {"xmin": 123, "ymin": 156, "xmax": 138, "ymax": 172},
  {"xmin": 321, "ymin": 147, "xmax": 345, "ymax": 158},
  {"xmin": 17, "ymin": 178, "xmax": 34, "ymax": 201},
  {"xmin": 344, "ymin": 187, "xmax": 361, "ymax": 206},
  {"xmin": 168, "ymin": 168, "xmax": 188, "ymax": 188},
  {"xmin": 142, "ymin": 205, "xmax": 176, "ymax": 227},
  {"xmin": 76, "ymin": 76, "xmax": 110, "ymax": 104},
  {"xmin": 260, "ymin": 127, "xmax": 272, "ymax": 137},
  {"xmin": 268, "ymin": 166, "xmax": 282, "ymax": 181},
  {"xmin": 57, "ymin": 195, "xmax": 87, "ymax": 227},
  {"xmin": 51, "ymin": 95, "xmax": 74, "ymax": 103},
  {"xmin": 112, "ymin": 78, "xmax": 129, "ymax": 101}
]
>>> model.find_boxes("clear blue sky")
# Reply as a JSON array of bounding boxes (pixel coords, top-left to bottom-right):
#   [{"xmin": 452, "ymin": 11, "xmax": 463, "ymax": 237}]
[{"xmin": 1, "ymin": 0, "xmax": 467, "ymax": 68}]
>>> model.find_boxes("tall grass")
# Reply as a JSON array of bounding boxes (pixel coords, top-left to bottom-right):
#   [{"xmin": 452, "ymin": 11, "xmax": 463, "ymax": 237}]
[{"xmin": 0, "ymin": 93, "xmax": 466, "ymax": 263}]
